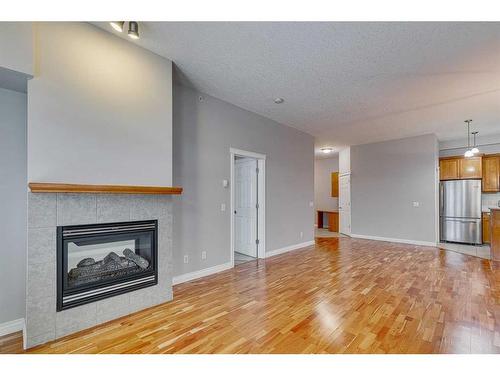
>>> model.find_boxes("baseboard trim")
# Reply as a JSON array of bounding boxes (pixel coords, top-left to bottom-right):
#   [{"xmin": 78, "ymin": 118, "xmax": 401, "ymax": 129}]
[
  {"xmin": 350, "ymin": 233, "xmax": 437, "ymax": 247},
  {"xmin": 0, "ymin": 318, "xmax": 25, "ymax": 337},
  {"xmin": 265, "ymin": 240, "xmax": 315, "ymax": 258},
  {"xmin": 172, "ymin": 261, "xmax": 233, "ymax": 286}
]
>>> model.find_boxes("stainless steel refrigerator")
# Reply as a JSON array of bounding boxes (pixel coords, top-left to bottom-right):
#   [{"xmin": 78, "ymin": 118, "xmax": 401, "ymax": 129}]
[{"xmin": 440, "ymin": 179, "xmax": 482, "ymax": 245}]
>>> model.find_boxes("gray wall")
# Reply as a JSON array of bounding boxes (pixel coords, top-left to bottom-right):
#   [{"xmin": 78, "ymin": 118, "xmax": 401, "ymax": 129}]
[
  {"xmin": 351, "ymin": 134, "xmax": 438, "ymax": 243},
  {"xmin": 0, "ymin": 87, "xmax": 27, "ymax": 325},
  {"xmin": 28, "ymin": 23, "xmax": 173, "ymax": 186},
  {"xmin": 0, "ymin": 22, "xmax": 33, "ymax": 76},
  {"xmin": 314, "ymin": 157, "xmax": 339, "ymax": 224},
  {"xmin": 173, "ymin": 85, "xmax": 314, "ymax": 276}
]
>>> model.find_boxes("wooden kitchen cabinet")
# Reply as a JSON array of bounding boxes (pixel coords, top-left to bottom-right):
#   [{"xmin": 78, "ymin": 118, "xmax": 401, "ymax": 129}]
[
  {"xmin": 483, "ymin": 212, "xmax": 491, "ymax": 244},
  {"xmin": 458, "ymin": 157, "xmax": 482, "ymax": 179},
  {"xmin": 331, "ymin": 172, "xmax": 339, "ymax": 197},
  {"xmin": 439, "ymin": 158, "xmax": 459, "ymax": 180},
  {"xmin": 439, "ymin": 156, "xmax": 482, "ymax": 180},
  {"xmin": 482, "ymin": 155, "xmax": 500, "ymax": 192}
]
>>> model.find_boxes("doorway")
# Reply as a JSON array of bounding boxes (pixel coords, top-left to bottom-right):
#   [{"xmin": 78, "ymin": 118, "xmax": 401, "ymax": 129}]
[{"xmin": 230, "ymin": 148, "xmax": 266, "ymax": 266}]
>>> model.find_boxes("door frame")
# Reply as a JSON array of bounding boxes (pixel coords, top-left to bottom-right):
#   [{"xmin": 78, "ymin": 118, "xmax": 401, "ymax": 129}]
[{"xmin": 230, "ymin": 147, "xmax": 266, "ymax": 267}]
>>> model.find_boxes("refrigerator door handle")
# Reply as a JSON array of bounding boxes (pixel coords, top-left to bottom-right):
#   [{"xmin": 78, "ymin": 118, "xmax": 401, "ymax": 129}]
[{"xmin": 439, "ymin": 182, "xmax": 444, "ymax": 215}]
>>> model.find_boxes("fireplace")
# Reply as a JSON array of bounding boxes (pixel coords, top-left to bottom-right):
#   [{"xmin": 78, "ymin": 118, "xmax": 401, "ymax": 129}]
[{"xmin": 57, "ymin": 220, "xmax": 158, "ymax": 311}]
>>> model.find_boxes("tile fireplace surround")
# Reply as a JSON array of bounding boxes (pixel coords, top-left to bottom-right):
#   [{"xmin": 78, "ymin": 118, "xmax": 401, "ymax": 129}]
[{"xmin": 26, "ymin": 193, "xmax": 173, "ymax": 349}]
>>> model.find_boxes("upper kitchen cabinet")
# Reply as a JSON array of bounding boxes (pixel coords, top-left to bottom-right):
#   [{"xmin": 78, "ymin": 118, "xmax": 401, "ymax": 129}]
[
  {"xmin": 439, "ymin": 158, "xmax": 459, "ymax": 180},
  {"xmin": 482, "ymin": 155, "xmax": 500, "ymax": 192},
  {"xmin": 459, "ymin": 157, "xmax": 482, "ymax": 179},
  {"xmin": 439, "ymin": 156, "xmax": 482, "ymax": 180}
]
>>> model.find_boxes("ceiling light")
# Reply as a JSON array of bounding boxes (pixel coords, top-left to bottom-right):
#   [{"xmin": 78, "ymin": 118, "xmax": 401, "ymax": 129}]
[
  {"xmin": 321, "ymin": 147, "xmax": 333, "ymax": 154},
  {"xmin": 471, "ymin": 131, "xmax": 479, "ymax": 154},
  {"xmin": 463, "ymin": 119, "xmax": 473, "ymax": 158},
  {"xmin": 128, "ymin": 21, "xmax": 139, "ymax": 40},
  {"xmin": 110, "ymin": 22, "xmax": 124, "ymax": 33},
  {"xmin": 274, "ymin": 97, "xmax": 284, "ymax": 104}
]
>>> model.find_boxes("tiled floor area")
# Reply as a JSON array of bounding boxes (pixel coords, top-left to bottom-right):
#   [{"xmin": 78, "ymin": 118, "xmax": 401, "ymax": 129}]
[
  {"xmin": 315, "ymin": 228, "xmax": 491, "ymax": 260},
  {"xmin": 315, "ymin": 228, "xmax": 347, "ymax": 238},
  {"xmin": 234, "ymin": 252, "xmax": 256, "ymax": 265},
  {"xmin": 438, "ymin": 242, "xmax": 491, "ymax": 260}
]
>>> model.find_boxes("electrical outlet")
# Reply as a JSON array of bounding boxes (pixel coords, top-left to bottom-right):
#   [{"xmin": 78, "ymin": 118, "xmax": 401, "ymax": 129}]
[
  {"xmin": 201, "ymin": 251, "xmax": 207, "ymax": 260},
  {"xmin": 221, "ymin": 203, "xmax": 226, "ymax": 212},
  {"xmin": 183, "ymin": 255, "xmax": 189, "ymax": 264},
  {"xmin": 300, "ymin": 231, "xmax": 304, "ymax": 238},
  {"xmin": 309, "ymin": 201, "xmax": 314, "ymax": 207},
  {"xmin": 412, "ymin": 201, "xmax": 420, "ymax": 208}
]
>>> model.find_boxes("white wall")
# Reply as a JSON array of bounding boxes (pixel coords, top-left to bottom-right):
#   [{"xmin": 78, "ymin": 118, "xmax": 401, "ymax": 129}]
[
  {"xmin": 28, "ymin": 23, "xmax": 173, "ymax": 186},
  {"xmin": 339, "ymin": 147, "xmax": 351, "ymax": 175},
  {"xmin": 350, "ymin": 134, "xmax": 438, "ymax": 244},
  {"xmin": 0, "ymin": 22, "xmax": 33, "ymax": 76},
  {"xmin": 173, "ymin": 85, "xmax": 315, "ymax": 276},
  {"xmin": 314, "ymin": 157, "xmax": 339, "ymax": 225},
  {"xmin": 0, "ymin": 88, "xmax": 27, "ymax": 325}
]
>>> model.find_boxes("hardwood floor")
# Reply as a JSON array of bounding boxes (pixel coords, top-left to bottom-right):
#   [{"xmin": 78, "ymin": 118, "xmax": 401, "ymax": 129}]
[
  {"xmin": 0, "ymin": 332, "xmax": 24, "ymax": 354},
  {"xmin": 2, "ymin": 237, "xmax": 500, "ymax": 354}
]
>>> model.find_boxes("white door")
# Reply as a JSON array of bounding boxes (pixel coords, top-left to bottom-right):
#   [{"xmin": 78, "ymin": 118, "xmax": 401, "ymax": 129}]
[
  {"xmin": 234, "ymin": 158, "xmax": 257, "ymax": 257},
  {"xmin": 339, "ymin": 174, "xmax": 351, "ymax": 235}
]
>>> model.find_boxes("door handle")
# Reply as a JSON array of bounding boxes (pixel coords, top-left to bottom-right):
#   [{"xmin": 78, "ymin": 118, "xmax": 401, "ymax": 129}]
[{"xmin": 234, "ymin": 210, "xmax": 237, "ymax": 214}]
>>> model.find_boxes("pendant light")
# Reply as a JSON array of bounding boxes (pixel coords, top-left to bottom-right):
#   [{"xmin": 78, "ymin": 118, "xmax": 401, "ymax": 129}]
[
  {"xmin": 471, "ymin": 131, "xmax": 479, "ymax": 154},
  {"xmin": 464, "ymin": 119, "xmax": 474, "ymax": 158}
]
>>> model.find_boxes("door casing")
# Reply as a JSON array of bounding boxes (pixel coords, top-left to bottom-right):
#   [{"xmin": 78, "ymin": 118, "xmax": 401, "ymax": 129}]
[{"xmin": 230, "ymin": 147, "xmax": 266, "ymax": 267}]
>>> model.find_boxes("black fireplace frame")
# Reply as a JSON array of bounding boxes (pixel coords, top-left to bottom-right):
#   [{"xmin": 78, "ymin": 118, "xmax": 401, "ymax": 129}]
[{"xmin": 57, "ymin": 220, "xmax": 158, "ymax": 311}]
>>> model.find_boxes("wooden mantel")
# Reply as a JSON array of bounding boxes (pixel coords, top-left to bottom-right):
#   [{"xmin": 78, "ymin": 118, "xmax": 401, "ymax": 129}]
[{"xmin": 28, "ymin": 182, "xmax": 183, "ymax": 195}]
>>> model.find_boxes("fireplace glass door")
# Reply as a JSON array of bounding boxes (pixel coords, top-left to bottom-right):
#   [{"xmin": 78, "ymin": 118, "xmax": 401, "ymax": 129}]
[{"xmin": 57, "ymin": 220, "xmax": 158, "ymax": 311}]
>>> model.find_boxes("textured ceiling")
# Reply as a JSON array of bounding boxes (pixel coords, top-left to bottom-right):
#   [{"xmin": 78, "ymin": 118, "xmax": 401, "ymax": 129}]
[{"xmin": 95, "ymin": 22, "xmax": 500, "ymax": 156}]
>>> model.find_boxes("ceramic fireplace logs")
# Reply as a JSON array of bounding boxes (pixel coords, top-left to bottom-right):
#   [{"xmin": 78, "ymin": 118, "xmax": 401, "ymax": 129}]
[{"xmin": 68, "ymin": 250, "xmax": 150, "ymax": 287}]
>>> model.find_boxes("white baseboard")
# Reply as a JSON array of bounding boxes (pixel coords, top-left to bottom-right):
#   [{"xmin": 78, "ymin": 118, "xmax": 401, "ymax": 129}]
[
  {"xmin": 0, "ymin": 318, "xmax": 25, "ymax": 337},
  {"xmin": 350, "ymin": 233, "xmax": 437, "ymax": 247},
  {"xmin": 265, "ymin": 240, "xmax": 315, "ymax": 258},
  {"xmin": 172, "ymin": 261, "xmax": 233, "ymax": 286}
]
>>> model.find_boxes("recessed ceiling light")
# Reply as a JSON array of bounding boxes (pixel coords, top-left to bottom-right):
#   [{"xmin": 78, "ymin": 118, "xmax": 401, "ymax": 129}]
[
  {"xmin": 274, "ymin": 97, "xmax": 284, "ymax": 104},
  {"xmin": 110, "ymin": 22, "xmax": 124, "ymax": 33},
  {"xmin": 320, "ymin": 147, "xmax": 333, "ymax": 154}
]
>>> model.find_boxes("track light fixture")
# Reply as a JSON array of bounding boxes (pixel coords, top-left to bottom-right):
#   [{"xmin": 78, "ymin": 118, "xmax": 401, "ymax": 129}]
[
  {"xmin": 109, "ymin": 21, "xmax": 140, "ymax": 40},
  {"xmin": 109, "ymin": 22, "xmax": 124, "ymax": 33},
  {"xmin": 128, "ymin": 21, "xmax": 139, "ymax": 40}
]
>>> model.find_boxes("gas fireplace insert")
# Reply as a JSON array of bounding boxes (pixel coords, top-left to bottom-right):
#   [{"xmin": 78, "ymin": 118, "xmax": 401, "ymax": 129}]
[{"xmin": 57, "ymin": 220, "xmax": 158, "ymax": 311}]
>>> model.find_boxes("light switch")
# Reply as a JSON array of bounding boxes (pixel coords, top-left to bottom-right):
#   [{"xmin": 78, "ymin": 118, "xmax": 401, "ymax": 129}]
[
  {"xmin": 221, "ymin": 203, "xmax": 226, "ymax": 212},
  {"xmin": 412, "ymin": 201, "xmax": 420, "ymax": 207},
  {"xmin": 222, "ymin": 179, "xmax": 229, "ymax": 188}
]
